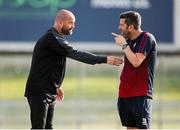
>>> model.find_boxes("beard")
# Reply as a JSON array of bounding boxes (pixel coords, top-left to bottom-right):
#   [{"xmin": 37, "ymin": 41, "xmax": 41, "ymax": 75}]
[
  {"xmin": 61, "ymin": 26, "xmax": 73, "ymax": 35},
  {"xmin": 121, "ymin": 30, "xmax": 131, "ymax": 39},
  {"xmin": 120, "ymin": 26, "xmax": 131, "ymax": 39}
]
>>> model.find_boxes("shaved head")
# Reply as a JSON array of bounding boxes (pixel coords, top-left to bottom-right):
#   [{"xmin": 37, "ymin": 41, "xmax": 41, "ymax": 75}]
[
  {"xmin": 54, "ymin": 9, "xmax": 75, "ymax": 36},
  {"xmin": 55, "ymin": 9, "xmax": 75, "ymax": 22}
]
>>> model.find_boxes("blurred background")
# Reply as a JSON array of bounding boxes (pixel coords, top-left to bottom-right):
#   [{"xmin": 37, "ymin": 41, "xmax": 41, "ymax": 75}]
[{"xmin": 0, "ymin": 0, "xmax": 180, "ymax": 129}]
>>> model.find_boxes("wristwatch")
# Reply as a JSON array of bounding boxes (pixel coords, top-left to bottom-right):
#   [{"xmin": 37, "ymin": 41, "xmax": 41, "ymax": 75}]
[{"xmin": 122, "ymin": 43, "xmax": 128, "ymax": 50}]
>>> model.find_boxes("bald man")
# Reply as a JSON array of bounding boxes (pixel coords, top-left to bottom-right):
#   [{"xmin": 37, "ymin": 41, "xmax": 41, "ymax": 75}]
[{"xmin": 25, "ymin": 9, "xmax": 123, "ymax": 129}]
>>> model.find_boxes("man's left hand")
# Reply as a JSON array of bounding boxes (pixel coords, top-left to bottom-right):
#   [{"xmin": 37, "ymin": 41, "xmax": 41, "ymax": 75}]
[{"xmin": 56, "ymin": 87, "xmax": 64, "ymax": 101}]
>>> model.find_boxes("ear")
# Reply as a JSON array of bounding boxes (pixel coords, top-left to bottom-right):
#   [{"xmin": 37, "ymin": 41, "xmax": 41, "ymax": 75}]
[
  {"xmin": 59, "ymin": 21, "xmax": 64, "ymax": 28},
  {"xmin": 128, "ymin": 25, "xmax": 134, "ymax": 31}
]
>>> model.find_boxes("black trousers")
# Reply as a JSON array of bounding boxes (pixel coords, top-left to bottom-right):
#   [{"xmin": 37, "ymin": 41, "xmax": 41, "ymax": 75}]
[{"xmin": 27, "ymin": 95, "xmax": 56, "ymax": 129}]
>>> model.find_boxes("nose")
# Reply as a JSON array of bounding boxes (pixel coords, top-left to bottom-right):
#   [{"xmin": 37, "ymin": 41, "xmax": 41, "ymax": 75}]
[
  {"xmin": 118, "ymin": 25, "xmax": 121, "ymax": 30},
  {"xmin": 72, "ymin": 23, "xmax": 75, "ymax": 29}
]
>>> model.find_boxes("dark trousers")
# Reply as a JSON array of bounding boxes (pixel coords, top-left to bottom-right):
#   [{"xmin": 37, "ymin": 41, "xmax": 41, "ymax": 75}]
[
  {"xmin": 27, "ymin": 96, "xmax": 56, "ymax": 129},
  {"xmin": 117, "ymin": 97, "xmax": 152, "ymax": 129}
]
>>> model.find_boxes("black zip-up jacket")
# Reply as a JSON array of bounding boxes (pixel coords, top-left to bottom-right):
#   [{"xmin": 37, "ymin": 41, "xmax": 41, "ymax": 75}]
[{"xmin": 25, "ymin": 27, "xmax": 107, "ymax": 98}]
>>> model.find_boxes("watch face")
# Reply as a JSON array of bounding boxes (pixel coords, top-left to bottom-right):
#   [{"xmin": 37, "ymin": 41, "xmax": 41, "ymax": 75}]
[{"xmin": 122, "ymin": 44, "xmax": 128, "ymax": 50}]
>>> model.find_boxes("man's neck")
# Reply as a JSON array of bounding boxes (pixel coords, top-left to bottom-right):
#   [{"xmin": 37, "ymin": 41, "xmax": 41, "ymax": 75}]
[
  {"xmin": 129, "ymin": 29, "xmax": 143, "ymax": 40},
  {"xmin": 53, "ymin": 25, "xmax": 65, "ymax": 37}
]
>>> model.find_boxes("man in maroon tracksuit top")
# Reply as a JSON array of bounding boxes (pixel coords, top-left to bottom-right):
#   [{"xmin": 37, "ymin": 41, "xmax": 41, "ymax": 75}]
[{"xmin": 112, "ymin": 11, "xmax": 157, "ymax": 129}]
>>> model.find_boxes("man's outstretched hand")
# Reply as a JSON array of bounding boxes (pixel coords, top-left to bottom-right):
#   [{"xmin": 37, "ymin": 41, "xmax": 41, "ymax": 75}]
[{"xmin": 107, "ymin": 56, "xmax": 123, "ymax": 66}]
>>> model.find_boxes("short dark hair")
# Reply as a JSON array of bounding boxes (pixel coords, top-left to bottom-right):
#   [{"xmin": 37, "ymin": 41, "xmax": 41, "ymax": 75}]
[{"xmin": 120, "ymin": 11, "xmax": 141, "ymax": 30}]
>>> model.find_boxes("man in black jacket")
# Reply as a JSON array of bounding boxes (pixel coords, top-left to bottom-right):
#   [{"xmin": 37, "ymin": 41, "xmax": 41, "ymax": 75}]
[{"xmin": 25, "ymin": 9, "xmax": 122, "ymax": 129}]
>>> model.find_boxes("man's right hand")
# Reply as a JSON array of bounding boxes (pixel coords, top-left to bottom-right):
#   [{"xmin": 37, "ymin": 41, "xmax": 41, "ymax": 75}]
[
  {"xmin": 107, "ymin": 56, "xmax": 123, "ymax": 66},
  {"xmin": 111, "ymin": 32, "xmax": 127, "ymax": 46}
]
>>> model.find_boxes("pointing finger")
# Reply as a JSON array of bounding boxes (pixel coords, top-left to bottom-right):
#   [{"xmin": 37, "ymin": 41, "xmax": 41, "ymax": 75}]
[{"xmin": 111, "ymin": 32, "xmax": 119, "ymax": 37}]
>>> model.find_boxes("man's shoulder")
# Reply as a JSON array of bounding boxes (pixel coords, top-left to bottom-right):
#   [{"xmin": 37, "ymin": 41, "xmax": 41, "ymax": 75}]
[{"xmin": 144, "ymin": 31, "xmax": 156, "ymax": 41}]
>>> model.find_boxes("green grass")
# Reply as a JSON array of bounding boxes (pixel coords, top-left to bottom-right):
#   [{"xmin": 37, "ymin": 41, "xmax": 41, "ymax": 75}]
[
  {"xmin": 0, "ymin": 76, "xmax": 119, "ymax": 99},
  {"xmin": 0, "ymin": 55, "xmax": 180, "ymax": 101},
  {"xmin": 0, "ymin": 55, "xmax": 180, "ymax": 129},
  {"xmin": 0, "ymin": 75, "xmax": 180, "ymax": 100},
  {"xmin": 0, "ymin": 70, "xmax": 180, "ymax": 129},
  {"xmin": 0, "ymin": 78, "xmax": 26, "ymax": 99}
]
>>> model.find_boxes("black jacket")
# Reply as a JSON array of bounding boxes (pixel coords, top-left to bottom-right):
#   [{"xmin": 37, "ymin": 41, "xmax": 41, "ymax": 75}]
[{"xmin": 25, "ymin": 27, "xmax": 107, "ymax": 97}]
